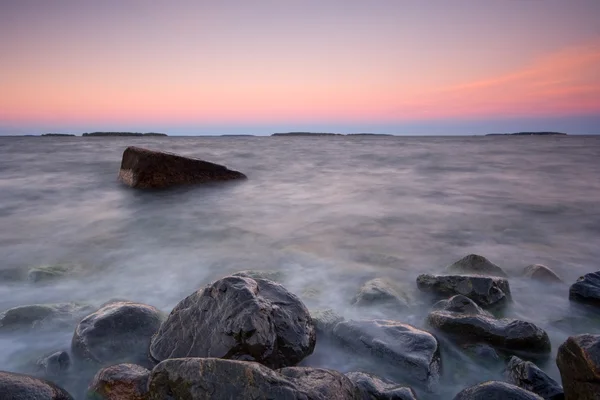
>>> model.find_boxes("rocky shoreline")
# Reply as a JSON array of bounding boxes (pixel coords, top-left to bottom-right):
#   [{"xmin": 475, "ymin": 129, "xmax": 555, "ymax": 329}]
[{"xmin": 1, "ymin": 254, "xmax": 599, "ymax": 399}]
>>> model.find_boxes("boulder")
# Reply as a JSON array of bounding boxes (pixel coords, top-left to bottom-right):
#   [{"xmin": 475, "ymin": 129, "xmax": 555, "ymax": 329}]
[
  {"xmin": 36, "ymin": 351, "xmax": 70, "ymax": 378},
  {"xmin": 147, "ymin": 357, "xmax": 361, "ymax": 400},
  {"xmin": 232, "ymin": 269, "xmax": 285, "ymax": 282},
  {"xmin": 0, "ymin": 371, "xmax": 73, "ymax": 399},
  {"xmin": 569, "ymin": 271, "xmax": 600, "ymax": 307},
  {"xmin": 72, "ymin": 301, "xmax": 164, "ymax": 366},
  {"xmin": 416, "ymin": 274, "xmax": 511, "ymax": 308},
  {"xmin": 427, "ymin": 305, "xmax": 551, "ymax": 354},
  {"xmin": 345, "ymin": 371, "xmax": 418, "ymax": 400},
  {"xmin": 446, "ymin": 254, "xmax": 507, "ymax": 277},
  {"xmin": 453, "ymin": 381, "xmax": 543, "ymax": 399},
  {"xmin": 523, "ymin": 265, "xmax": 563, "ymax": 284},
  {"xmin": 0, "ymin": 302, "xmax": 94, "ymax": 332},
  {"xmin": 353, "ymin": 278, "xmax": 410, "ymax": 308},
  {"xmin": 556, "ymin": 334, "xmax": 600, "ymax": 400},
  {"xmin": 87, "ymin": 364, "xmax": 150, "ymax": 400},
  {"xmin": 332, "ymin": 319, "xmax": 440, "ymax": 391},
  {"xmin": 432, "ymin": 295, "xmax": 493, "ymax": 317},
  {"xmin": 461, "ymin": 343, "xmax": 501, "ymax": 362},
  {"xmin": 311, "ymin": 308, "xmax": 345, "ymax": 336},
  {"xmin": 118, "ymin": 146, "xmax": 246, "ymax": 189},
  {"xmin": 150, "ymin": 276, "xmax": 315, "ymax": 369},
  {"xmin": 504, "ymin": 356, "xmax": 564, "ymax": 400}
]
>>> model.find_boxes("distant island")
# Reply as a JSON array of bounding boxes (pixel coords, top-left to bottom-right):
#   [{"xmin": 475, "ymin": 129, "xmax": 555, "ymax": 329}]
[
  {"xmin": 82, "ymin": 132, "xmax": 167, "ymax": 137},
  {"xmin": 41, "ymin": 133, "xmax": 75, "ymax": 137},
  {"xmin": 486, "ymin": 132, "xmax": 568, "ymax": 136},
  {"xmin": 220, "ymin": 134, "xmax": 255, "ymax": 137},
  {"xmin": 272, "ymin": 132, "xmax": 392, "ymax": 137}
]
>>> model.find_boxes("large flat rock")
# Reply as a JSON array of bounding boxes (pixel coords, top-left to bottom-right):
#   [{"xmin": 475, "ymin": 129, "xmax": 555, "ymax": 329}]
[{"xmin": 118, "ymin": 146, "xmax": 246, "ymax": 189}]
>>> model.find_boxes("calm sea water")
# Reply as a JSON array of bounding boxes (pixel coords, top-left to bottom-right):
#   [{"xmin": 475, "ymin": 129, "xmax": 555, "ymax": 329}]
[{"xmin": 1, "ymin": 135, "xmax": 599, "ymax": 398}]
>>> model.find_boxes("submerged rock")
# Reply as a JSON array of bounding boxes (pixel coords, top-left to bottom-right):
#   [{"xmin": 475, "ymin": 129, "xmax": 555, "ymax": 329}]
[
  {"xmin": 569, "ymin": 271, "xmax": 600, "ymax": 307},
  {"xmin": 453, "ymin": 381, "xmax": 543, "ymax": 399},
  {"xmin": 36, "ymin": 351, "xmax": 70, "ymax": 378},
  {"xmin": 416, "ymin": 274, "xmax": 511, "ymax": 308},
  {"xmin": 147, "ymin": 358, "xmax": 360, "ymax": 400},
  {"xmin": 432, "ymin": 294, "xmax": 493, "ymax": 317},
  {"xmin": 0, "ymin": 302, "xmax": 94, "ymax": 332},
  {"xmin": 504, "ymin": 356, "xmax": 564, "ymax": 400},
  {"xmin": 311, "ymin": 308, "xmax": 345, "ymax": 337},
  {"xmin": 461, "ymin": 343, "xmax": 501, "ymax": 362},
  {"xmin": 232, "ymin": 269, "xmax": 285, "ymax": 282},
  {"xmin": 72, "ymin": 301, "xmax": 164, "ymax": 366},
  {"xmin": 523, "ymin": 265, "xmax": 563, "ymax": 284},
  {"xmin": 353, "ymin": 278, "xmax": 410, "ymax": 308},
  {"xmin": 118, "ymin": 146, "xmax": 246, "ymax": 189},
  {"xmin": 427, "ymin": 305, "xmax": 551, "ymax": 354},
  {"xmin": 27, "ymin": 264, "xmax": 79, "ymax": 283},
  {"xmin": 556, "ymin": 334, "xmax": 600, "ymax": 400},
  {"xmin": 332, "ymin": 319, "xmax": 440, "ymax": 391},
  {"xmin": 0, "ymin": 371, "xmax": 73, "ymax": 399},
  {"xmin": 150, "ymin": 275, "xmax": 316, "ymax": 369},
  {"xmin": 446, "ymin": 254, "xmax": 507, "ymax": 277},
  {"xmin": 345, "ymin": 371, "xmax": 418, "ymax": 400},
  {"xmin": 87, "ymin": 363, "xmax": 150, "ymax": 400}
]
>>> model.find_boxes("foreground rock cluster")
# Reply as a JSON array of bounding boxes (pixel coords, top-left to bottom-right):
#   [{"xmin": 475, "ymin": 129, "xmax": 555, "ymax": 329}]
[{"xmin": 1, "ymin": 254, "xmax": 599, "ymax": 399}]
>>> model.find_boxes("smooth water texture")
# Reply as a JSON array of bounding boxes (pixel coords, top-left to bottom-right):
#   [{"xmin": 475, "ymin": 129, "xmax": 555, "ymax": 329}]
[{"xmin": 1, "ymin": 135, "xmax": 599, "ymax": 398}]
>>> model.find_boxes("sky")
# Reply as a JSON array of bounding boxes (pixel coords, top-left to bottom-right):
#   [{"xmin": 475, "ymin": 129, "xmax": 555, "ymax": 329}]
[{"xmin": 1, "ymin": 0, "xmax": 599, "ymax": 135}]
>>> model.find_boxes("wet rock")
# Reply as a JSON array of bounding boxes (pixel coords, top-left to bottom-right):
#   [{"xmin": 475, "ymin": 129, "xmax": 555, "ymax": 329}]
[
  {"xmin": 87, "ymin": 364, "xmax": 150, "ymax": 400},
  {"xmin": 523, "ymin": 265, "xmax": 563, "ymax": 284},
  {"xmin": 332, "ymin": 319, "xmax": 440, "ymax": 390},
  {"xmin": 72, "ymin": 301, "xmax": 164, "ymax": 366},
  {"xmin": 446, "ymin": 254, "xmax": 508, "ymax": 277},
  {"xmin": 504, "ymin": 356, "xmax": 564, "ymax": 400},
  {"xmin": 0, "ymin": 302, "xmax": 94, "ymax": 332},
  {"xmin": 232, "ymin": 269, "xmax": 285, "ymax": 282},
  {"xmin": 416, "ymin": 274, "xmax": 511, "ymax": 308},
  {"xmin": 118, "ymin": 146, "xmax": 246, "ymax": 189},
  {"xmin": 36, "ymin": 351, "xmax": 70, "ymax": 378},
  {"xmin": 569, "ymin": 271, "xmax": 600, "ymax": 307},
  {"xmin": 28, "ymin": 264, "xmax": 78, "ymax": 283},
  {"xmin": 461, "ymin": 343, "xmax": 501, "ymax": 362},
  {"xmin": 453, "ymin": 381, "xmax": 543, "ymax": 399},
  {"xmin": 353, "ymin": 278, "xmax": 410, "ymax": 308},
  {"xmin": 427, "ymin": 307, "xmax": 551, "ymax": 354},
  {"xmin": 432, "ymin": 295, "xmax": 493, "ymax": 317},
  {"xmin": 556, "ymin": 334, "xmax": 600, "ymax": 400},
  {"xmin": 0, "ymin": 371, "xmax": 73, "ymax": 399},
  {"xmin": 147, "ymin": 357, "xmax": 361, "ymax": 400},
  {"xmin": 150, "ymin": 275, "xmax": 316, "ymax": 369},
  {"xmin": 345, "ymin": 371, "xmax": 418, "ymax": 400},
  {"xmin": 311, "ymin": 308, "xmax": 345, "ymax": 336}
]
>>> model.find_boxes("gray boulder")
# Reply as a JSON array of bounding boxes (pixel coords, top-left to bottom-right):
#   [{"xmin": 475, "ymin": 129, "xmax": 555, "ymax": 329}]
[
  {"xmin": 504, "ymin": 356, "xmax": 564, "ymax": 400},
  {"xmin": 87, "ymin": 363, "xmax": 150, "ymax": 400},
  {"xmin": 118, "ymin": 146, "xmax": 246, "ymax": 189},
  {"xmin": 345, "ymin": 371, "xmax": 418, "ymax": 400},
  {"xmin": 432, "ymin": 295, "xmax": 493, "ymax": 317},
  {"xmin": 353, "ymin": 278, "xmax": 410, "ymax": 308},
  {"xmin": 453, "ymin": 381, "xmax": 543, "ymax": 399},
  {"xmin": 427, "ymin": 304, "xmax": 551, "ymax": 354},
  {"xmin": 523, "ymin": 265, "xmax": 563, "ymax": 284},
  {"xmin": 72, "ymin": 301, "xmax": 164, "ymax": 366},
  {"xmin": 569, "ymin": 271, "xmax": 600, "ymax": 307},
  {"xmin": 311, "ymin": 308, "xmax": 345, "ymax": 337},
  {"xmin": 147, "ymin": 357, "xmax": 361, "ymax": 400},
  {"xmin": 0, "ymin": 302, "xmax": 94, "ymax": 332},
  {"xmin": 332, "ymin": 319, "xmax": 440, "ymax": 391},
  {"xmin": 36, "ymin": 351, "xmax": 70, "ymax": 378},
  {"xmin": 446, "ymin": 254, "xmax": 507, "ymax": 277},
  {"xmin": 556, "ymin": 334, "xmax": 600, "ymax": 400},
  {"xmin": 150, "ymin": 276, "xmax": 316, "ymax": 369},
  {"xmin": 416, "ymin": 274, "xmax": 511, "ymax": 308},
  {"xmin": 0, "ymin": 371, "xmax": 73, "ymax": 399}
]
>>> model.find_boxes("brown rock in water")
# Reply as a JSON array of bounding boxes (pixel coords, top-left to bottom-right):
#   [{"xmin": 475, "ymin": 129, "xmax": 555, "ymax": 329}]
[
  {"xmin": 556, "ymin": 334, "xmax": 600, "ymax": 400},
  {"xmin": 118, "ymin": 146, "xmax": 246, "ymax": 189},
  {"xmin": 0, "ymin": 371, "xmax": 73, "ymax": 399},
  {"xmin": 87, "ymin": 364, "xmax": 150, "ymax": 400}
]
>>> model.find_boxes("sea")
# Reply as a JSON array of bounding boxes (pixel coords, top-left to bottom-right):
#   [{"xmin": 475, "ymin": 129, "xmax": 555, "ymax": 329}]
[{"xmin": 1, "ymin": 135, "xmax": 599, "ymax": 398}]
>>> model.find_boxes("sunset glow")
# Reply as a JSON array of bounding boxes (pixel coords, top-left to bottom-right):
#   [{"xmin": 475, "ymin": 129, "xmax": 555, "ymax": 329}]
[{"xmin": 1, "ymin": 0, "xmax": 599, "ymax": 134}]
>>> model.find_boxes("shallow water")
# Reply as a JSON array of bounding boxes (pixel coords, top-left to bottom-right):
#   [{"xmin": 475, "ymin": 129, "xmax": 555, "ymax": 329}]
[{"xmin": 1, "ymin": 135, "xmax": 599, "ymax": 398}]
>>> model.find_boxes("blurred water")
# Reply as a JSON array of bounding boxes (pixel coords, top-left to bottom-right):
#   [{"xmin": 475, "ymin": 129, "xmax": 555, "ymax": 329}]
[{"xmin": 1, "ymin": 135, "xmax": 599, "ymax": 398}]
